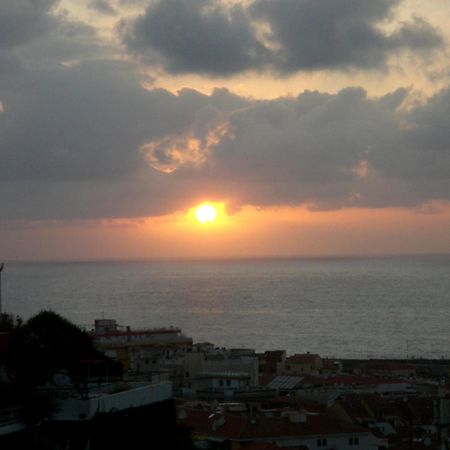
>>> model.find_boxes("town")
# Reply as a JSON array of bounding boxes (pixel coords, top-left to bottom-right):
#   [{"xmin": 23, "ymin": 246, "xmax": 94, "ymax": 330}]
[{"xmin": 1, "ymin": 312, "xmax": 449, "ymax": 450}]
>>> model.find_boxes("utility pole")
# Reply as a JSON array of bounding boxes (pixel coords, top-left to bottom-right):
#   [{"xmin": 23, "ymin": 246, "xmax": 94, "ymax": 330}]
[
  {"xmin": 0, "ymin": 262, "xmax": 4, "ymax": 314},
  {"xmin": 434, "ymin": 381, "xmax": 449, "ymax": 450}
]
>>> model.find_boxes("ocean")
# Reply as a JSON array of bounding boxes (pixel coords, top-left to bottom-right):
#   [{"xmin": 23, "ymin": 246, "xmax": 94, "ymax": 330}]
[{"xmin": 2, "ymin": 254, "xmax": 449, "ymax": 359}]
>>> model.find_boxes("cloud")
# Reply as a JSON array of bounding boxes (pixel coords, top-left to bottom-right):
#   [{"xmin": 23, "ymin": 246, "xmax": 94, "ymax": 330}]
[
  {"xmin": 121, "ymin": 0, "xmax": 444, "ymax": 76},
  {"xmin": 88, "ymin": 0, "xmax": 118, "ymax": 16},
  {"xmin": 121, "ymin": 0, "xmax": 267, "ymax": 76},
  {"xmin": 147, "ymin": 86, "xmax": 450, "ymax": 211},
  {"xmin": 140, "ymin": 105, "xmax": 229, "ymax": 173},
  {"xmin": 252, "ymin": 0, "xmax": 443, "ymax": 73},
  {"xmin": 0, "ymin": 0, "xmax": 59, "ymax": 49},
  {"xmin": 0, "ymin": 0, "xmax": 449, "ymax": 222},
  {"xmin": 1, "ymin": 44, "xmax": 450, "ymax": 219}
]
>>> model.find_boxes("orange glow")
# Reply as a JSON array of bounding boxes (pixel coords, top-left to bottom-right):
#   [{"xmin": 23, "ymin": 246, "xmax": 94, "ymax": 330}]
[
  {"xmin": 195, "ymin": 203, "xmax": 218, "ymax": 224},
  {"xmin": 3, "ymin": 203, "xmax": 450, "ymax": 260},
  {"xmin": 183, "ymin": 201, "xmax": 230, "ymax": 229}
]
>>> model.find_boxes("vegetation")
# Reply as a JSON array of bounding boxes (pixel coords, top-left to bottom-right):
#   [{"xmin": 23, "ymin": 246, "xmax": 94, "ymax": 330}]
[
  {"xmin": 0, "ymin": 311, "xmax": 194, "ymax": 449},
  {"xmin": 11, "ymin": 310, "xmax": 120, "ymax": 389},
  {"xmin": 0, "ymin": 312, "xmax": 22, "ymax": 332},
  {"xmin": 1, "ymin": 310, "xmax": 120, "ymax": 412}
]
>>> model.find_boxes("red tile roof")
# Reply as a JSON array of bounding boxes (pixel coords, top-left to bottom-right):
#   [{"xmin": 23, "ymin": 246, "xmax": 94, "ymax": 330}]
[
  {"xmin": 178, "ymin": 407, "xmax": 367, "ymax": 440},
  {"xmin": 324, "ymin": 375, "xmax": 410, "ymax": 386},
  {"xmin": 94, "ymin": 328, "xmax": 183, "ymax": 338},
  {"xmin": 242, "ymin": 442, "xmax": 293, "ymax": 450}
]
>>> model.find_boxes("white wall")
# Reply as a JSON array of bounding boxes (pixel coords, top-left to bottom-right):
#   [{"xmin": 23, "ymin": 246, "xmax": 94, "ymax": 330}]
[{"xmin": 54, "ymin": 382, "xmax": 172, "ymax": 421}]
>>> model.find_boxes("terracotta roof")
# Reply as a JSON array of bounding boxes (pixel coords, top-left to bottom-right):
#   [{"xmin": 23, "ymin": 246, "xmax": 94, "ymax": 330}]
[
  {"xmin": 94, "ymin": 328, "xmax": 184, "ymax": 338},
  {"xmin": 242, "ymin": 442, "xmax": 293, "ymax": 450},
  {"xmin": 259, "ymin": 375, "xmax": 276, "ymax": 387},
  {"xmin": 298, "ymin": 374, "xmax": 327, "ymax": 385},
  {"xmin": 178, "ymin": 407, "xmax": 368, "ymax": 440},
  {"xmin": 339, "ymin": 399, "xmax": 371, "ymax": 419},
  {"xmin": 262, "ymin": 397, "xmax": 328, "ymax": 414},
  {"xmin": 324, "ymin": 375, "xmax": 411, "ymax": 386}
]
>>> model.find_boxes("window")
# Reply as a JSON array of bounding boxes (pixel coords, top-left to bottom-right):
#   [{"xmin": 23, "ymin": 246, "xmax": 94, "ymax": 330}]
[
  {"xmin": 349, "ymin": 437, "xmax": 359, "ymax": 446},
  {"xmin": 317, "ymin": 439, "xmax": 327, "ymax": 447},
  {"xmin": 226, "ymin": 379, "xmax": 231, "ymax": 387}
]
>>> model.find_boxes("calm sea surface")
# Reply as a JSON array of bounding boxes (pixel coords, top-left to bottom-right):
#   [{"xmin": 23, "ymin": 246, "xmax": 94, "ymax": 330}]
[{"xmin": 2, "ymin": 255, "xmax": 449, "ymax": 358}]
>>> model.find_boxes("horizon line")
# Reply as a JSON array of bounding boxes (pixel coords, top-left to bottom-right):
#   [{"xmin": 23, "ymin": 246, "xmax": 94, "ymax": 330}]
[{"xmin": 3, "ymin": 251, "xmax": 449, "ymax": 264}]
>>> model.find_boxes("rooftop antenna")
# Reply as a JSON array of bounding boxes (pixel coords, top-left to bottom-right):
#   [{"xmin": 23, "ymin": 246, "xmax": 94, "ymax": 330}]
[{"xmin": 0, "ymin": 262, "xmax": 4, "ymax": 314}]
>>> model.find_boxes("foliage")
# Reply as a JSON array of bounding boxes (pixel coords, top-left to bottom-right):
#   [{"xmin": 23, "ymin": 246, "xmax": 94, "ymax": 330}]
[
  {"xmin": 9, "ymin": 310, "xmax": 120, "ymax": 390},
  {"xmin": 0, "ymin": 313, "xmax": 22, "ymax": 332}
]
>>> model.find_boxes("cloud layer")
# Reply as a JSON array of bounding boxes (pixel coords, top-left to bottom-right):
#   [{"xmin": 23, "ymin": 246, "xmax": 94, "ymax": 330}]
[
  {"xmin": 122, "ymin": 0, "xmax": 443, "ymax": 76},
  {"xmin": 0, "ymin": 0, "xmax": 449, "ymax": 221}
]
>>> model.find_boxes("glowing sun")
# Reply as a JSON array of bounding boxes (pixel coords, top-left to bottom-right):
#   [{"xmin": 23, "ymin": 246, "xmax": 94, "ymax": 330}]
[{"xmin": 195, "ymin": 204, "xmax": 218, "ymax": 224}]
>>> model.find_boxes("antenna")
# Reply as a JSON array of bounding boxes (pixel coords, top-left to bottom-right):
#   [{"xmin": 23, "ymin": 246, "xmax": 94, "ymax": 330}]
[{"xmin": 0, "ymin": 262, "xmax": 4, "ymax": 314}]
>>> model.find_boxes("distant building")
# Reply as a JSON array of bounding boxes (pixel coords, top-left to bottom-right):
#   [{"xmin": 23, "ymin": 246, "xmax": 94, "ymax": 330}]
[
  {"xmin": 92, "ymin": 319, "xmax": 193, "ymax": 371},
  {"xmin": 177, "ymin": 405, "xmax": 385, "ymax": 450},
  {"xmin": 285, "ymin": 354, "xmax": 323, "ymax": 375},
  {"xmin": 258, "ymin": 350, "xmax": 287, "ymax": 375}
]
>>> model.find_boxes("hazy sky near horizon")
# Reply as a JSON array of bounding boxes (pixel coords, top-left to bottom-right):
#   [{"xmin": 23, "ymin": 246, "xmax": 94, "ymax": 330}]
[{"xmin": 0, "ymin": 0, "xmax": 449, "ymax": 259}]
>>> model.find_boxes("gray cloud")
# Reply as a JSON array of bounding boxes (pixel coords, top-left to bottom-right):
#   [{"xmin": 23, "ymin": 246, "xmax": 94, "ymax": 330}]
[
  {"xmin": 121, "ymin": 0, "xmax": 444, "ymax": 76},
  {"xmin": 1, "ymin": 48, "xmax": 450, "ymax": 219},
  {"xmin": 0, "ymin": 0, "xmax": 449, "ymax": 221},
  {"xmin": 253, "ymin": 0, "xmax": 443, "ymax": 73},
  {"xmin": 0, "ymin": 0, "xmax": 59, "ymax": 49},
  {"xmin": 88, "ymin": 0, "xmax": 117, "ymax": 16},
  {"xmin": 121, "ymin": 0, "xmax": 267, "ymax": 76},
  {"xmin": 148, "ymin": 86, "xmax": 450, "ymax": 211}
]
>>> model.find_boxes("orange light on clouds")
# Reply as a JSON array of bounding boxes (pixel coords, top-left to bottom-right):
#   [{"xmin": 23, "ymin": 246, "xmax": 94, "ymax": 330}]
[{"xmin": 2, "ymin": 203, "xmax": 449, "ymax": 260}]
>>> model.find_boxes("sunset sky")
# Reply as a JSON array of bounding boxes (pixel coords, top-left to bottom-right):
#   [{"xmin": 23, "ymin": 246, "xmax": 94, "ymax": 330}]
[{"xmin": 1, "ymin": 0, "xmax": 449, "ymax": 260}]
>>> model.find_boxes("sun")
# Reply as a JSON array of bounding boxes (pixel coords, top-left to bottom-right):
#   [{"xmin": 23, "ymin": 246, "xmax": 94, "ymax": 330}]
[{"xmin": 195, "ymin": 203, "xmax": 218, "ymax": 224}]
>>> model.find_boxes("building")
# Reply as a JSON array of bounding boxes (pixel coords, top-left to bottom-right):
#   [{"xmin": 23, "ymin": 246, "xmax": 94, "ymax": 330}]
[
  {"xmin": 285, "ymin": 354, "xmax": 323, "ymax": 375},
  {"xmin": 177, "ymin": 405, "xmax": 385, "ymax": 450},
  {"xmin": 92, "ymin": 319, "xmax": 193, "ymax": 372}
]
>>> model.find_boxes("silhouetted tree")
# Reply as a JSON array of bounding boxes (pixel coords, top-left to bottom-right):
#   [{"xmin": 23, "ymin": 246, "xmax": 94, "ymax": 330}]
[
  {"xmin": 0, "ymin": 312, "xmax": 22, "ymax": 332},
  {"xmin": 11, "ymin": 310, "xmax": 119, "ymax": 390}
]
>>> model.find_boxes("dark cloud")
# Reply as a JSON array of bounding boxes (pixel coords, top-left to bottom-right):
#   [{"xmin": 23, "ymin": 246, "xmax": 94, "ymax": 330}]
[
  {"xmin": 120, "ymin": 0, "xmax": 268, "ymax": 76},
  {"xmin": 88, "ymin": 0, "xmax": 117, "ymax": 16},
  {"xmin": 0, "ymin": 0, "xmax": 59, "ymax": 49},
  {"xmin": 147, "ymin": 86, "xmax": 450, "ymax": 211},
  {"xmin": 121, "ymin": 0, "xmax": 444, "ymax": 76},
  {"xmin": 0, "ymin": 59, "xmax": 213, "ymax": 183},
  {"xmin": 0, "ymin": 51, "xmax": 252, "ymax": 219},
  {"xmin": 252, "ymin": 0, "xmax": 443, "ymax": 73},
  {"xmin": 1, "ymin": 57, "xmax": 450, "ymax": 219},
  {"xmin": 0, "ymin": 0, "xmax": 449, "ymax": 221},
  {"xmin": 388, "ymin": 16, "xmax": 444, "ymax": 52}
]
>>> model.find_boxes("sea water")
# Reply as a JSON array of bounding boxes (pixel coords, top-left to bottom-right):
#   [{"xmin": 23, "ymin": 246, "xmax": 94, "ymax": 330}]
[{"xmin": 2, "ymin": 255, "xmax": 449, "ymax": 358}]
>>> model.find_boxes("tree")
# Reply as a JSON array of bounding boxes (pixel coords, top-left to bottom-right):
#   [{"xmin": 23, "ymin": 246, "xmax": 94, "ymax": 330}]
[
  {"xmin": 11, "ymin": 310, "xmax": 120, "ymax": 390},
  {"xmin": 0, "ymin": 312, "xmax": 22, "ymax": 332}
]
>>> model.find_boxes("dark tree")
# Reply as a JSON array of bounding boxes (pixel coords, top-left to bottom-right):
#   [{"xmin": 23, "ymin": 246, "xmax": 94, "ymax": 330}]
[
  {"xmin": 0, "ymin": 312, "xmax": 22, "ymax": 332},
  {"xmin": 10, "ymin": 310, "xmax": 120, "ymax": 390}
]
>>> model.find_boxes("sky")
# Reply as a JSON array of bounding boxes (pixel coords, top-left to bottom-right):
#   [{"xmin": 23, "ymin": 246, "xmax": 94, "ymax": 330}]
[{"xmin": 0, "ymin": 0, "xmax": 449, "ymax": 260}]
